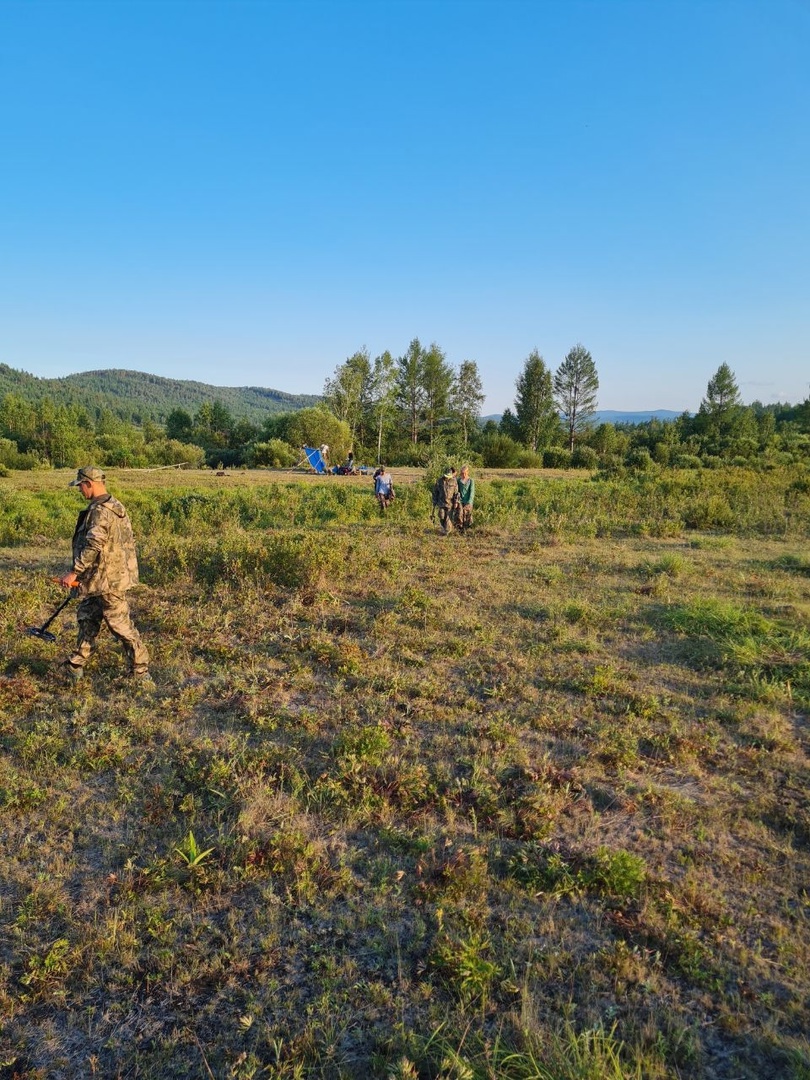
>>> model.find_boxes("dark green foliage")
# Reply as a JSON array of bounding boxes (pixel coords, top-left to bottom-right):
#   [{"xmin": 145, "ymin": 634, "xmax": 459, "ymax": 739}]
[
  {"xmin": 554, "ymin": 343, "xmax": 599, "ymax": 451},
  {"xmin": 626, "ymin": 448, "xmax": 655, "ymax": 472},
  {"xmin": 673, "ymin": 453, "xmax": 703, "ymax": 469},
  {"xmin": 513, "ymin": 349, "xmax": 558, "ymax": 452},
  {"xmin": 281, "ymin": 407, "xmax": 352, "ymax": 463},
  {"xmin": 571, "ymin": 445, "xmax": 598, "ymax": 469},
  {"xmin": 480, "ymin": 432, "xmax": 522, "ymax": 467},
  {"xmin": 0, "ymin": 362, "xmax": 320, "ymax": 426},
  {"xmin": 543, "ymin": 447, "xmax": 572, "ymax": 468}
]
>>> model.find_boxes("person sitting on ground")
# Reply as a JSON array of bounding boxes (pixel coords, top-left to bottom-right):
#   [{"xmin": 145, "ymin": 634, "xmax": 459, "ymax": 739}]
[
  {"xmin": 456, "ymin": 465, "xmax": 475, "ymax": 531},
  {"xmin": 374, "ymin": 465, "xmax": 395, "ymax": 511},
  {"xmin": 432, "ymin": 466, "xmax": 459, "ymax": 534}
]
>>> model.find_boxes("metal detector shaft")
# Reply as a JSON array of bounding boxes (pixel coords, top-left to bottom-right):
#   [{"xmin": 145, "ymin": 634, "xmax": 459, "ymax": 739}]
[{"xmin": 26, "ymin": 590, "xmax": 77, "ymax": 641}]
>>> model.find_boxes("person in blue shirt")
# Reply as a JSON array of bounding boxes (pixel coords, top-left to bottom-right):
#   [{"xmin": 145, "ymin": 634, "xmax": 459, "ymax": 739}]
[{"xmin": 374, "ymin": 466, "xmax": 395, "ymax": 512}]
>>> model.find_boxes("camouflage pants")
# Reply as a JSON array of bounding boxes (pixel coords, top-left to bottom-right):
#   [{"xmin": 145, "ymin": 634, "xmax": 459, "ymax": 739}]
[
  {"xmin": 457, "ymin": 505, "xmax": 473, "ymax": 530},
  {"xmin": 70, "ymin": 592, "xmax": 149, "ymax": 674},
  {"xmin": 437, "ymin": 506, "xmax": 455, "ymax": 532}
]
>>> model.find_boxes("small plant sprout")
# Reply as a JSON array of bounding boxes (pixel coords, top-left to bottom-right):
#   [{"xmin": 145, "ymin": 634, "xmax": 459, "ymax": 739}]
[{"xmin": 174, "ymin": 830, "xmax": 215, "ymax": 869}]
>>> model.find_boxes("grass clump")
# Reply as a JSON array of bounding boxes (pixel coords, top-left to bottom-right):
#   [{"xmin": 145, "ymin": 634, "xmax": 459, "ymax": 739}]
[{"xmin": 665, "ymin": 597, "xmax": 810, "ymax": 705}]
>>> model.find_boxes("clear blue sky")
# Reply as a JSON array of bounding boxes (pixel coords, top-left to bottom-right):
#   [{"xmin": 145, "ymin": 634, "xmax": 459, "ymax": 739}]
[{"xmin": 1, "ymin": 0, "xmax": 808, "ymax": 414}]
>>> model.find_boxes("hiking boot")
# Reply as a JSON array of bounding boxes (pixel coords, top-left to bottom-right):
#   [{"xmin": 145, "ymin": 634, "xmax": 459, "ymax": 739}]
[{"xmin": 58, "ymin": 661, "xmax": 84, "ymax": 686}]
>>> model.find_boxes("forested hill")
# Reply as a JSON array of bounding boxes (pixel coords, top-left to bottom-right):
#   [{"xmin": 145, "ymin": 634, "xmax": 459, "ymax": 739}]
[{"xmin": 0, "ymin": 364, "xmax": 321, "ymax": 425}]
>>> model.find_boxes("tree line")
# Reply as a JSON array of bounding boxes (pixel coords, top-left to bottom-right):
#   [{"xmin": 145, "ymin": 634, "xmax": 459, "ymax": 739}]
[{"xmin": 0, "ymin": 344, "xmax": 808, "ymax": 473}]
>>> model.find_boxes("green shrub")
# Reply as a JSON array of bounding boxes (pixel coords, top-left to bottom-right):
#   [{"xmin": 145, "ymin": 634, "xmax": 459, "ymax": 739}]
[
  {"xmin": 543, "ymin": 447, "xmax": 572, "ymax": 469},
  {"xmin": 515, "ymin": 449, "xmax": 544, "ymax": 468},
  {"xmin": 571, "ymin": 445, "xmax": 598, "ymax": 469},
  {"xmin": 0, "ymin": 490, "xmax": 79, "ymax": 545},
  {"xmin": 480, "ymin": 433, "xmax": 522, "ymax": 468},
  {"xmin": 142, "ymin": 438, "xmax": 205, "ymax": 468},
  {"xmin": 625, "ymin": 448, "xmax": 654, "ymax": 472},
  {"xmin": 0, "ymin": 439, "xmax": 44, "ymax": 470},
  {"xmin": 597, "ymin": 454, "xmax": 625, "ymax": 477},
  {"xmin": 683, "ymin": 493, "xmax": 735, "ymax": 529},
  {"xmin": 773, "ymin": 451, "xmax": 796, "ymax": 466},
  {"xmin": 652, "ymin": 443, "xmax": 672, "ymax": 465},
  {"xmin": 582, "ymin": 847, "xmax": 647, "ymax": 900},
  {"xmin": 248, "ymin": 439, "xmax": 299, "ymax": 468},
  {"xmin": 144, "ymin": 531, "xmax": 338, "ymax": 590}
]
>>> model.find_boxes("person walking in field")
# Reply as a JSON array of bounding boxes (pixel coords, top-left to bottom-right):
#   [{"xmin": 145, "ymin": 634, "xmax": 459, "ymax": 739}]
[
  {"xmin": 456, "ymin": 465, "xmax": 475, "ymax": 532},
  {"xmin": 432, "ymin": 466, "xmax": 459, "ymax": 534},
  {"xmin": 58, "ymin": 466, "xmax": 150, "ymax": 684},
  {"xmin": 374, "ymin": 465, "xmax": 395, "ymax": 512}
]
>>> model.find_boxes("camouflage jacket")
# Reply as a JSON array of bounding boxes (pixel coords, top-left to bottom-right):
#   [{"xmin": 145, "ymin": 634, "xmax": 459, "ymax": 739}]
[
  {"xmin": 71, "ymin": 495, "xmax": 140, "ymax": 595},
  {"xmin": 433, "ymin": 475, "xmax": 459, "ymax": 509}
]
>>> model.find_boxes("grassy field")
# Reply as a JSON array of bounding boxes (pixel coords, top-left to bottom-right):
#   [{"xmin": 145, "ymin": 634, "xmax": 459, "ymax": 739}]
[{"xmin": 1, "ymin": 466, "xmax": 809, "ymax": 1079}]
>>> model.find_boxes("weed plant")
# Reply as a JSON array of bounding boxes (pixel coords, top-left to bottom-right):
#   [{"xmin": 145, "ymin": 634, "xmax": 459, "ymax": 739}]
[{"xmin": 0, "ymin": 467, "xmax": 808, "ymax": 1077}]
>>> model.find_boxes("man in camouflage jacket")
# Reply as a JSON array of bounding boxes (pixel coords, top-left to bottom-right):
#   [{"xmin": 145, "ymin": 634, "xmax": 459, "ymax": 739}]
[
  {"xmin": 432, "ymin": 467, "xmax": 459, "ymax": 534},
  {"xmin": 59, "ymin": 466, "xmax": 150, "ymax": 681}
]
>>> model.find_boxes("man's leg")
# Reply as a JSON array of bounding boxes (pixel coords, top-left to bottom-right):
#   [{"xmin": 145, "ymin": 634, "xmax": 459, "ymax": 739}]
[
  {"xmin": 102, "ymin": 592, "xmax": 149, "ymax": 675},
  {"xmin": 68, "ymin": 595, "xmax": 104, "ymax": 672}
]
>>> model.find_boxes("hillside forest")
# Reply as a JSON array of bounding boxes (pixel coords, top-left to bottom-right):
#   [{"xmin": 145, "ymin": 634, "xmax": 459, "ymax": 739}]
[{"xmin": 1, "ymin": 341, "xmax": 808, "ymax": 475}]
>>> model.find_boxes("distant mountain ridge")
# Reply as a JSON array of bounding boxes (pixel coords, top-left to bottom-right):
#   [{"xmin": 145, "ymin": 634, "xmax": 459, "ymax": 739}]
[
  {"xmin": 0, "ymin": 364, "xmax": 321, "ymax": 426},
  {"xmin": 591, "ymin": 409, "xmax": 685, "ymax": 424},
  {"xmin": 1, "ymin": 362, "xmax": 686, "ymax": 430},
  {"xmin": 482, "ymin": 409, "xmax": 685, "ymax": 426}
]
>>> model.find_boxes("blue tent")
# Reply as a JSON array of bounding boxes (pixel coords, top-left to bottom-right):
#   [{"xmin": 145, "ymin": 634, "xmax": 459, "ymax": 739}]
[{"xmin": 301, "ymin": 446, "xmax": 327, "ymax": 473}]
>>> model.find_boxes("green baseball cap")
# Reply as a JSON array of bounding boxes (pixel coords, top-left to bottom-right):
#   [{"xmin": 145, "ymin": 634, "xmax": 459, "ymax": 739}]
[{"xmin": 69, "ymin": 466, "xmax": 106, "ymax": 487}]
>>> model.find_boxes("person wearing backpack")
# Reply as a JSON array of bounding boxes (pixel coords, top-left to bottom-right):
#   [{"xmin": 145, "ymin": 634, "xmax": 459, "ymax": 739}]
[{"xmin": 432, "ymin": 466, "xmax": 459, "ymax": 535}]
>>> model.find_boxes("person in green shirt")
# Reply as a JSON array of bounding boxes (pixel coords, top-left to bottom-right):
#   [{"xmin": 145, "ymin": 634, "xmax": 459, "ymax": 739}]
[{"xmin": 456, "ymin": 465, "xmax": 475, "ymax": 532}]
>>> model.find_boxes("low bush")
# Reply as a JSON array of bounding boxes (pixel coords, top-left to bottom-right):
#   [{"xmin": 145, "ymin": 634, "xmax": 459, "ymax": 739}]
[
  {"xmin": 625, "ymin": 448, "xmax": 655, "ymax": 472},
  {"xmin": 0, "ymin": 439, "xmax": 45, "ymax": 470},
  {"xmin": 144, "ymin": 530, "xmax": 340, "ymax": 590},
  {"xmin": 516, "ymin": 449, "xmax": 544, "ymax": 468},
  {"xmin": 246, "ymin": 439, "xmax": 298, "ymax": 468},
  {"xmin": 480, "ymin": 433, "xmax": 522, "ymax": 468},
  {"xmin": 571, "ymin": 445, "xmax": 598, "ymax": 469},
  {"xmin": 543, "ymin": 447, "xmax": 572, "ymax": 468}
]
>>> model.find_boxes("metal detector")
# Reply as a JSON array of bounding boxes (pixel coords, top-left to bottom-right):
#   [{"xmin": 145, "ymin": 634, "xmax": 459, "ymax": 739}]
[{"xmin": 26, "ymin": 590, "xmax": 77, "ymax": 643}]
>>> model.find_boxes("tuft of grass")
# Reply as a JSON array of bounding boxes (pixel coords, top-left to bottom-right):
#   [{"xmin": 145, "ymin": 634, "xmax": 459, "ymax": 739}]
[{"xmin": 664, "ymin": 597, "xmax": 810, "ymax": 704}]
